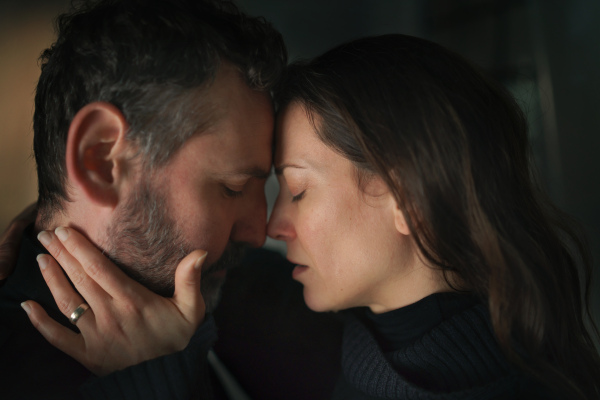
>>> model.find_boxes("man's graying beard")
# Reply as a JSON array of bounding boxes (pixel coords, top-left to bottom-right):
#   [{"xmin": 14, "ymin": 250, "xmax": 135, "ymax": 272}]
[{"xmin": 104, "ymin": 179, "xmax": 246, "ymax": 313}]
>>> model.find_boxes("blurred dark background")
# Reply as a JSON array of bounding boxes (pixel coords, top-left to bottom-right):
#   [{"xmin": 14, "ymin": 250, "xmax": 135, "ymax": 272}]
[{"xmin": 1, "ymin": 0, "xmax": 599, "ymax": 325}]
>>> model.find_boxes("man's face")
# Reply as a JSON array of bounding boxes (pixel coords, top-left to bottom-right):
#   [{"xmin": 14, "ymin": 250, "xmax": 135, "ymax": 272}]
[{"xmin": 105, "ymin": 64, "xmax": 274, "ymax": 310}]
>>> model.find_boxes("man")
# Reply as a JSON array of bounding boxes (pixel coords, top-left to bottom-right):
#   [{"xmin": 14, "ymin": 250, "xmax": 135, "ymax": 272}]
[{"xmin": 0, "ymin": 0, "xmax": 341, "ymax": 398}]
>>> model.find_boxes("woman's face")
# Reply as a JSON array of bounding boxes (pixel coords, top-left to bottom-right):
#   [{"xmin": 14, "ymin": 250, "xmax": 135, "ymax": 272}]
[{"xmin": 267, "ymin": 103, "xmax": 430, "ymax": 313}]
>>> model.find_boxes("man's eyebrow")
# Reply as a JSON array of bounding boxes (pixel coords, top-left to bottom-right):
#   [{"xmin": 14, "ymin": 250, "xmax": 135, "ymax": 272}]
[
  {"xmin": 274, "ymin": 164, "xmax": 306, "ymax": 176},
  {"xmin": 225, "ymin": 167, "xmax": 272, "ymax": 180}
]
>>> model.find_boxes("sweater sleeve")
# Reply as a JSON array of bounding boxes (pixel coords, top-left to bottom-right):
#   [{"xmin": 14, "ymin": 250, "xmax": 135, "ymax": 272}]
[{"xmin": 78, "ymin": 315, "xmax": 219, "ymax": 400}]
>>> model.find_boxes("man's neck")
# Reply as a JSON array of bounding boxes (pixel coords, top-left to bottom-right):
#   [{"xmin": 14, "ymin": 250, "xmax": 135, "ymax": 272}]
[{"xmin": 33, "ymin": 203, "xmax": 111, "ymax": 251}]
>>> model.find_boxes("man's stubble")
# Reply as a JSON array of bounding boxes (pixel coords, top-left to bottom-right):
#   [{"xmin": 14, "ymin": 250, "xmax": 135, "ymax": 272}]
[{"xmin": 104, "ymin": 178, "xmax": 246, "ymax": 313}]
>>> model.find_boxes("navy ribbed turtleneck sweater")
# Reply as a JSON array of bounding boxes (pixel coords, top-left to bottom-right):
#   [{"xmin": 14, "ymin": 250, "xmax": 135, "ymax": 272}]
[{"xmin": 332, "ymin": 293, "xmax": 556, "ymax": 399}]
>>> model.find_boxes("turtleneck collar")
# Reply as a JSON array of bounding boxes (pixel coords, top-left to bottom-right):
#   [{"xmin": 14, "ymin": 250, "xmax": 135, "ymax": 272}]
[
  {"xmin": 363, "ymin": 292, "xmax": 480, "ymax": 351},
  {"xmin": 337, "ymin": 299, "xmax": 519, "ymax": 399}
]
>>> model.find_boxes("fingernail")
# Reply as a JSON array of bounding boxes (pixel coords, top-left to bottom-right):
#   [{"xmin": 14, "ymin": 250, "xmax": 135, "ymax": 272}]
[
  {"xmin": 36, "ymin": 254, "xmax": 49, "ymax": 270},
  {"xmin": 37, "ymin": 231, "xmax": 52, "ymax": 246},
  {"xmin": 55, "ymin": 227, "xmax": 69, "ymax": 241},
  {"xmin": 21, "ymin": 302, "xmax": 31, "ymax": 315},
  {"xmin": 194, "ymin": 252, "xmax": 208, "ymax": 270}
]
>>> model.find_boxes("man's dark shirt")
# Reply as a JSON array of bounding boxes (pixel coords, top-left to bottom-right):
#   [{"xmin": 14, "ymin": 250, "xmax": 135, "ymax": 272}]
[{"xmin": 0, "ymin": 224, "xmax": 90, "ymax": 399}]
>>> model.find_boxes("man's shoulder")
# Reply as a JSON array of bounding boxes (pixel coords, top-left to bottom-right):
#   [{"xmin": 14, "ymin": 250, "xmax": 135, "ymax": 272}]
[
  {"xmin": 0, "ymin": 224, "xmax": 91, "ymax": 399},
  {"xmin": 0, "ymin": 223, "xmax": 62, "ymax": 322},
  {"xmin": 0, "ymin": 224, "xmax": 42, "ymax": 321}
]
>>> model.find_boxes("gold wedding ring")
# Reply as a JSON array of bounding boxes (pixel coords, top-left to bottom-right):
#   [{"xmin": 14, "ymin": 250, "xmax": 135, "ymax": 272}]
[{"xmin": 69, "ymin": 303, "xmax": 90, "ymax": 325}]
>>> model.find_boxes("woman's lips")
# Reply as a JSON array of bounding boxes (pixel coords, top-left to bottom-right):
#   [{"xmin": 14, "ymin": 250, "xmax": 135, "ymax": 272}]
[
  {"xmin": 287, "ymin": 258, "xmax": 308, "ymax": 279},
  {"xmin": 292, "ymin": 264, "xmax": 309, "ymax": 279}
]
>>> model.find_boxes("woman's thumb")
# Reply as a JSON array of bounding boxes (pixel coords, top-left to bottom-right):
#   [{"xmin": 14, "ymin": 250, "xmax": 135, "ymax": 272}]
[{"xmin": 173, "ymin": 250, "xmax": 208, "ymax": 323}]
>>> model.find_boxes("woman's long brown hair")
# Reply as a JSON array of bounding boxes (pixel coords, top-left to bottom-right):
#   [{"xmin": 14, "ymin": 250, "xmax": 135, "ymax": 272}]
[{"xmin": 277, "ymin": 34, "xmax": 600, "ymax": 398}]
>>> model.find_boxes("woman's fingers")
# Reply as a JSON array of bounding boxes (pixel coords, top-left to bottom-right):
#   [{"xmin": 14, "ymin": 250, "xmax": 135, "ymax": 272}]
[
  {"xmin": 37, "ymin": 229, "xmax": 106, "ymax": 307},
  {"xmin": 48, "ymin": 227, "xmax": 142, "ymax": 301},
  {"xmin": 18, "ymin": 226, "xmax": 208, "ymax": 377},
  {"xmin": 172, "ymin": 250, "xmax": 207, "ymax": 324},
  {"xmin": 21, "ymin": 300, "xmax": 86, "ymax": 358},
  {"xmin": 36, "ymin": 253, "xmax": 94, "ymax": 327}
]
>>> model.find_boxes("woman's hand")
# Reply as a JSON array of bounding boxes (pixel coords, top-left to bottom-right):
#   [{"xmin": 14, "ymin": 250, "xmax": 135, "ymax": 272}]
[
  {"xmin": 0, "ymin": 203, "xmax": 37, "ymax": 281},
  {"xmin": 21, "ymin": 226, "xmax": 208, "ymax": 376}
]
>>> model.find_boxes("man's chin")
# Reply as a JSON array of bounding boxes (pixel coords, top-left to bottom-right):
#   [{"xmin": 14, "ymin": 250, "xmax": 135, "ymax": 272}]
[
  {"xmin": 199, "ymin": 244, "xmax": 246, "ymax": 311},
  {"xmin": 201, "ymin": 270, "xmax": 228, "ymax": 313}
]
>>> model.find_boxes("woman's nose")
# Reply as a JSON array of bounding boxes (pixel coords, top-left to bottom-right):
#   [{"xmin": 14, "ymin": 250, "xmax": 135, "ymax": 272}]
[{"xmin": 267, "ymin": 196, "xmax": 295, "ymax": 242}]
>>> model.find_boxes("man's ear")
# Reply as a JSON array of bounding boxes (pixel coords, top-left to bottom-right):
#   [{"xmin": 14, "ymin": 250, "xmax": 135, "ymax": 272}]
[
  {"xmin": 393, "ymin": 202, "xmax": 411, "ymax": 236},
  {"xmin": 65, "ymin": 102, "xmax": 131, "ymax": 208}
]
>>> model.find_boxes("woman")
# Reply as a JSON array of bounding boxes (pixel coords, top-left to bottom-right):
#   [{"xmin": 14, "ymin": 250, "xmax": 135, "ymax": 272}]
[
  {"xmin": 8, "ymin": 34, "xmax": 600, "ymax": 398},
  {"xmin": 265, "ymin": 34, "xmax": 600, "ymax": 398}
]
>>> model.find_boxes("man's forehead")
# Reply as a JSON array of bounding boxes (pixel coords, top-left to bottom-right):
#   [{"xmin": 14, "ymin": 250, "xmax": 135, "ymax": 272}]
[{"xmin": 180, "ymin": 63, "xmax": 274, "ymax": 180}]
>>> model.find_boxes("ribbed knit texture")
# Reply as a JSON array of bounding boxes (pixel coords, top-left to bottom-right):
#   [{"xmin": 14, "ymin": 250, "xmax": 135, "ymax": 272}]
[{"xmin": 334, "ymin": 305, "xmax": 523, "ymax": 399}]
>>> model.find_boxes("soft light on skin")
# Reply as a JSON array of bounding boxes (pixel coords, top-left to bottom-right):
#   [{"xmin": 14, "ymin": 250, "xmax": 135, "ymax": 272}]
[
  {"xmin": 148, "ymin": 64, "xmax": 273, "ymax": 270},
  {"xmin": 267, "ymin": 102, "xmax": 450, "ymax": 314},
  {"xmin": 38, "ymin": 63, "xmax": 274, "ymax": 291}
]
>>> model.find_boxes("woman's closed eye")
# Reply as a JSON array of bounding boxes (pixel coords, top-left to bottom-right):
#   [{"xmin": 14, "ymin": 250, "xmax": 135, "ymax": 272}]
[
  {"xmin": 291, "ymin": 190, "xmax": 306, "ymax": 202},
  {"xmin": 278, "ymin": 171, "xmax": 307, "ymax": 202}
]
